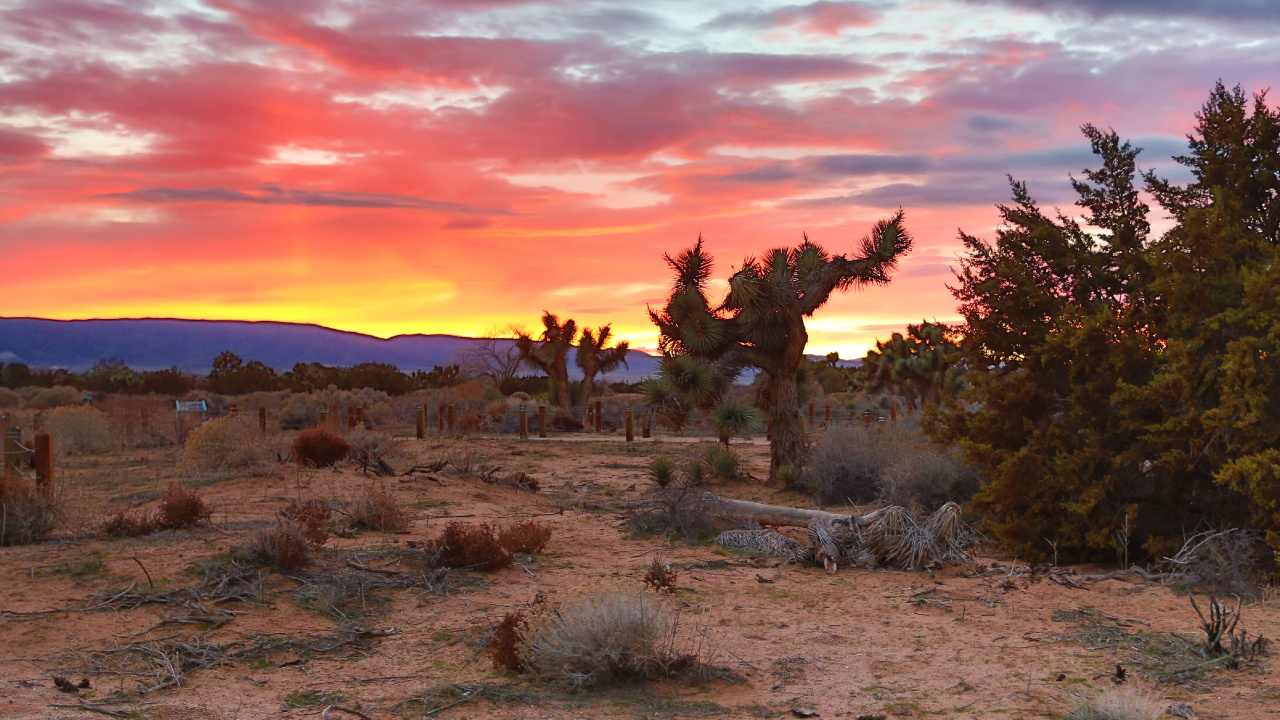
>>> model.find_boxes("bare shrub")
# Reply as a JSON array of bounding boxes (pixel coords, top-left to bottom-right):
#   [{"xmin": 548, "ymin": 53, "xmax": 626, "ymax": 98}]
[
  {"xmin": 44, "ymin": 405, "xmax": 111, "ymax": 456},
  {"xmin": 878, "ymin": 447, "xmax": 980, "ymax": 511},
  {"xmin": 345, "ymin": 484, "xmax": 409, "ymax": 532},
  {"xmin": 433, "ymin": 522, "xmax": 513, "ymax": 570},
  {"xmin": 1065, "ymin": 685, "xmax": 1163, "ymax": 720},
  {"xmin": 101, "ymin": 509, "xmax": 157, "ymax": 538},
  {"xmin": 183, "ymin": 416, "xmax": 269, "ymax": 475},
  {"xmin": 489, "ymin": 471, "xmax": 540, "ymax": 493},
  {"xmin": 807, "ymin": 425, "xmax": 901, "ymax": 505},
  {"xmin": 517, "ymin": 590, "xmax": 690, "ymax": 690},
  {"xmin": 490, "ymin": 610, "xmax": 528, "ymax": 671},
  {"xmin": 627, "ymin": 486, "xmax": 724, "ymax": 541},
  {"xmin": 0, "ymin": 477, "xmax": 58, "ymax": 546},
  {"xmin": 280, "ymin": 499, "xmax": 332, "ymax": 546},
  {"xmin": 1162, "ymin": 529, "xmax": 1261, "ymax": 597},
  {"xmin": 156, "ymin": 483, "xmax": 212, "ymax": 529},
  {"xmin": 497, "ymin": 521, "xmax": 552, "ymax": 554},
  {"xmin": 290, "ymin": 427, "xmax": 350, "ymax": 468},
  {"xmin": 246, "ymin": 519, "xmax": 312, "ymax": 571}
]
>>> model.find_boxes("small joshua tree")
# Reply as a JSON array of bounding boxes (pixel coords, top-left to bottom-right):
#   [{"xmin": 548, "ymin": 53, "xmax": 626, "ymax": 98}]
[{"xmin": 650, "ymin": 212, "xmax": 912, "ymax": 479}]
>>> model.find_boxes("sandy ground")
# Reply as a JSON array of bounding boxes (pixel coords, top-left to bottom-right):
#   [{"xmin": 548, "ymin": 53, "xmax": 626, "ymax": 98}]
[{"xmin": 1, "ymin": 429, "xmax": 1276, "ymax": 720}]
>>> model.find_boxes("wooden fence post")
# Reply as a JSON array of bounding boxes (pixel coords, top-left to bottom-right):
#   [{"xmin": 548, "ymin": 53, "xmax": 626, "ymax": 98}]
[
  {"xmin": 807, "ymin": 402, "xmax": 815, "ymax": 429},
  {"xmin": 258, "ymin": 406, "xmax": 267, "ymax": 433},
  {"xmin": 416, "ymin": 406, "xmax": 425, "ymax": 439},
  {"xmin": 594, "ymin": 400, "xmax": 603, "ymax": 432},
  {"xmin": 330, "ymin": 405, "xmax": 339, "ymax": 428},
  {"xmin": 824, "ymin": 405, "xmax": 831, "ymax": 427},
  {"xmin": 538, "ymin": 405, "xmax": 547, "ymax": 438},
  {"xmin": 346, "ymin": 406, "xmax": 355, "ymax": 429},
  {"xmin": 437, "ymin": 405, "xmax": 445, "ymax": 432},
  {"xmin": 34, "ymin": 432, "xmax": 52, "ymax": 497},
  {"xmin": 229, "ymin": 404, "xmax": 238, "ymax": 417},
  {"xmin": 446, "ymin": 405, "xmax": 455, "ymax": 434},
  {"xmin": 642, "ymin": 411, "xmax": 651, "ymax": 439},
  {"xmin": 519, "ymin": 405, "xmax": 528, "ymax": 440},
  {"xmin": 625, "ymin": 407, "xmax": 634, "ymax": 442},
  {"xmin": 890, "ymin": 404, "xmax": 898, "ymax": 422}
]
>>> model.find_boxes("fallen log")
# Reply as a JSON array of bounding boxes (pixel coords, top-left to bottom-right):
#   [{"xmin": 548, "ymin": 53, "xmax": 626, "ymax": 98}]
[{"xmin": 701, "ymin": 492, "xmax": 892, "ymax": 529}]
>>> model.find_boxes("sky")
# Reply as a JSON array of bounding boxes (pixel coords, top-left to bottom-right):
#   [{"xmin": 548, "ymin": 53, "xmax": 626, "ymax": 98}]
[{"xmin": 0, "ymin": 0, "xmax": 1277, "ymax": 359}]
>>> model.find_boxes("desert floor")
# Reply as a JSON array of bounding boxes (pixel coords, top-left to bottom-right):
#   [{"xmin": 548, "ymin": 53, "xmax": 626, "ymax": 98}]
[{"xmin": 1, "ymin": 428, "xmax": 1276, "ymax": 720}]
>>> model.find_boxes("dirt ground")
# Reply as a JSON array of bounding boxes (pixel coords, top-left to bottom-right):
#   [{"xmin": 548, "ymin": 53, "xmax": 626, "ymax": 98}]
[{"xmin": 1, "ymin": 428, "xmax": 1276, "ymax": 720}]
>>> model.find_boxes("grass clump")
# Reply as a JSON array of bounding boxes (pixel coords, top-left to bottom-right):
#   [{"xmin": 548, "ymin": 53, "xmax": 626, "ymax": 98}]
[
  {"xmin": 432, "ymin": 522, "xmax": 513, "ymax": 571},
  {"xmin": 100, "ymin": 509, "xmax": 156, "ymax": 538},
  {"xmin": 1065, "ymin": 685, "xmax": 1163, "ymax": 720},
  {"xmin": 702, "ymin": 445, "xmax": 739, "ymax": 480},
  {"xmin": 497, "ymin": 521, "xmax": 552, "ymax": 554},
  {"xmin": 648, "ymin": 457, "xmax": 677, "ymax": 488},
  {"xmin": 291, "ymin": 426, "xmax": 350, "ymax": 468},
  {"xmin": 517, "ymin": 590, "xmax": 693, "ymax": 690},
  {"xmin": 344, "ymin": 484, "xmax": 409, "ymax": 532},
  {"xmin": 0, "ymin": 477, "xmax": 58, "ymax": 546},
  {"xmin": 246, "ymin": 519, "xmax": 312, "ymax": 571}
]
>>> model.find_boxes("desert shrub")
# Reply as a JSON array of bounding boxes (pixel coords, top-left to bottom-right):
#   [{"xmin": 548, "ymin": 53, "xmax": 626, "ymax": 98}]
[
  {"xmin": 45, "ymin": 405, "xmax": 111, "ymax": 455},
  {"xmin": 433, "ymin": 522, "xmax": 513, "ymax": 571},
  {"xmin": 280, "ymin": 499, "xmax": 332, "ymax": 546},
  {"xmin": 101, "ymin": 509, "xmax": 157, "ymax": 538},
  {"xmin": 291, "ymin": 427, "xmax": 350, "ymax": 468},
  {"xmin": 648, "ymin": 457, "xmax": 676, "ymax": 488},
  {"xmin": 366, "ymin": 401, "xmax": 394, "ymax": 426},
  {"xmin": 278, "ymin": 393, "xmax": 321, "ymax": 429},
  {"xmin": 28, "ymin": 385, "xmax": 82, "ymax": 409},
  {"xmin": 490, "ymin": 471, "xmax": 540, "ymax": 493},
  {"xmin": 498, "ymin": 521, "xmax": 552, "ymax": 554},
  {"xmin": 490, "ymin": 610, "xmax": 528, "ymax": 670},
  {"xmin": 1065, "ymin": 686, "xmax": 1163, "ymax": 720},
  {"xmin": 246, "ymin": 519, "xmax": 312, "ymax": 571},
  {"xmin": 807, "ymin": 425, "xmax": 901, "ymax": 505},
  {"xmin": 702, "ymin": 446, "xmax": 739, "ymax": 480},
  {"xmin": 156, "ymin": 483, "xmax": 212, "ymax": 529},
  {"xmin": 517, "ymin": 590, "xmax": 684, "ymax": 689},
  {"xmin": 345, "ymin": 484, "xmax": 409, "ymax": 532},
  {"xmin": 1161, "ymin": 529, "xmax": 1262, "ymax": 597},
  {"xmin": 183, "ymin": 416, "xmax": 269, "ymax": 474},
  {"xmin": 643, "ymin": 557, "xmax": 677, "ymax": 593},
  {"xmin": 100, "ymin": 396, "xmax": 175, "ymax": 447},
  {"xmin": 0, "ymin": 388, "xmax": 20, "ymax": 408},
  {"xmin": 878, "ymin": 447, "xmax": 980, "ymax": 511},
  {"xmin": 627, "ymin": 486, "xmax": 724, "ymax": 541},
  {"xmin": 0, "ymin": 477, "xmax": 58, "ymax": 546}
]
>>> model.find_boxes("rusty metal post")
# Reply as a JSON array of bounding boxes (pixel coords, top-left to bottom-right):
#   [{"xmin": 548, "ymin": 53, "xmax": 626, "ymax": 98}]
[
  {"xmin": 229, "ymin": 404, "xmax": 238, "ymax": 417},
  {"xmin": 416, "ymin": 406, "xmax": 425, "ymax": 439},
  {"xmin": 824, "ymin": 404, "xmax": 831, "ymax": 427},
  {"xmin": 437, "ymin": 404, "xmax": 445, "ymax": 432},
  {"xmin": 642, "ymin": 411, "xmax": 651, "ymax": 439},
  {"xmin": 33, "ymin": 432, "xmax": 52, "ymax": 497},
  {"xmin": 890, "ymin": 404, "xmax": 898, "ymax": 422},
  {"xmin": 346, "ymin": 406, "xmax": 355, "ymax": 429},
  {"xmin": 807, "ymin": 402, "xmax": 815, "ymax": 428},
  {"xmin": 538, "ymin": 405, "xmax": 547, "ymax": 438},
  {"xmin": 625, "ymin": 407, "xmax": 634, "ymax": 442},
  {"xmin": 258, "ymin": 406, "xmax": 267, "ymax": 432},
  {"xmin": 519, "ymin": 404, "xmax": 528, "ymax": 440},
  {"xmin": 446, "ymin": 404, "xmax": 455, "ymax": 434},
  {"xmin": 594, "ymin": 400, "xmax": 603, "ymax": 432},
  {"xmin": 330, "ymin": 405, "xmax": 339, "ymax": 428}
]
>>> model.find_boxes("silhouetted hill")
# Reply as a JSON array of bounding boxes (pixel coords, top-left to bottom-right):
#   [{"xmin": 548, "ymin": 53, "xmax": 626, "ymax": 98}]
[{"xmin": 0, "ymin": 317, "xmax": 663, "ymax": 380}]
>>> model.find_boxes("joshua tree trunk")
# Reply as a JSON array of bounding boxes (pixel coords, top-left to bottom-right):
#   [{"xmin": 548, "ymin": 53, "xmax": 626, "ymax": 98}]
[{"xmin": 764, "ymin": 363, "xmax": 804, "ymax": 479}]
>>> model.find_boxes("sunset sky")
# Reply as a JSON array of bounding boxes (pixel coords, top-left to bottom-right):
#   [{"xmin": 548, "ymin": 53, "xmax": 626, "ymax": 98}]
[{"xmin": 1, "ymin": 1, "xmax": 1277, "ymax": 359}]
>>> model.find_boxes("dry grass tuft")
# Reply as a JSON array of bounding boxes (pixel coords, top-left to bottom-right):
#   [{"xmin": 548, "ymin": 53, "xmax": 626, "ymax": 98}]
[
  {"xmin": 101, "ymin": 509, "xmax": 157, "ymax": 538},
  {"xmin": 280, "ymin": 499, "xmax": 331, "ymax": 546},
  {"xmin": 1065, "ymin": 685, "xmax": 1163, "ymax": 720},
  {"xmin": 497, "ymin": 521, "xmax": 552, "ymax": 554},
  {"xmin": 156, "ymin": 483, "xmax": 212, "ymax": 529},
  {"xmin": 246, "ymin": 519, "xmax": 312, "ymax": 571},
  {"xmin": 344, "ymin": 484, "xmax": 409, "ymax": 532},
  {"xmin": 290, "ymin": 426, "xmax": 350, "ymax": 468},
  {"xmin": 433, "ymin": 522, "xmax": 513, "ymax": 571},
  {"xmin": 0, "ymin": 476, "xmax": 58, "ymax": 546}
]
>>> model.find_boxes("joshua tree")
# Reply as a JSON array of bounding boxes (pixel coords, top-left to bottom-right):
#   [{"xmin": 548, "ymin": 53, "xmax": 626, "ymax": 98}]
[
  {"xmin": 514, "ymin": 312, "xmax": 578, "ymax": 408},
  {"xmin": 575, "ymin": 325, "xmax": 629, "ymax": 411},
  {"xmin": 650, "ymin": 211, "xmax": 912, "ymax": 478},
  {"xmin": 862, "ymin": 321, "xmax": 961, "ymax": 409}
]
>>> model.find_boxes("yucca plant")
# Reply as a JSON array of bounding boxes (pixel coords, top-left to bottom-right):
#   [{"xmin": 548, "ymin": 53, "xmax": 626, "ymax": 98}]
[
  {"xmin": 648, "ymin": 457, "xmax": 677, "ymax": 488},
  {"xmin": 710, "ymin": 398, "xmax": 762, "ymax": 445}
]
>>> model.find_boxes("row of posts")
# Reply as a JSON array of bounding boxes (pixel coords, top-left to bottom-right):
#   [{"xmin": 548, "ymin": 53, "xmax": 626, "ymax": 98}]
[{"xmin": 412, "ymin": 403, "xmax": 643, "ymax": 442}]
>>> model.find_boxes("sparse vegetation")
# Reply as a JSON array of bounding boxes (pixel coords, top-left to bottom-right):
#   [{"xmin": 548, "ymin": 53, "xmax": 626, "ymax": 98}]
[
  {"xmin": 155, "ymin": 483, "xmax": 212, "ymax": 529},
  {"xmin": 0, "ymin": 476, "xmax": 57, "ymax": 546},
  {"xmin": 806, "ymin": 425, "xmax": 900, "ymax": 505},
  {"xmin": 433, "ymin": 522, "xmax": 513, "ymax": 571},
  {"xmin": 182, "ymin": 415, "xmax": 270, "ymax": 475},
  {"xmin": 44, "ymin": 405, "xmax": 111, "ymax": 456},
  {"xmin": 343, "ymin": 483, "xmax": 409, "ymax": 532},
  {"xmin": 497, "ymin": 521, "xmax": 552, "ymax": 554},
  {"xmin": 490, "ymin": 610, "xmax": 528, "ymax": 671},
  {"xmin": 246, "ymin": 518, "xmax": 312, "ymax": 571},
  {"xmin": 1065, "ymin": 685, "xmax": 1163, "ymax": 720}
]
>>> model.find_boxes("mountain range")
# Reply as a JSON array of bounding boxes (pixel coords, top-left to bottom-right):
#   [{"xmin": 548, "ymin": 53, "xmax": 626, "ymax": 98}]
[{"xmin": 0, "ymin": 317, "xmax": 861, "ymax": 381}]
